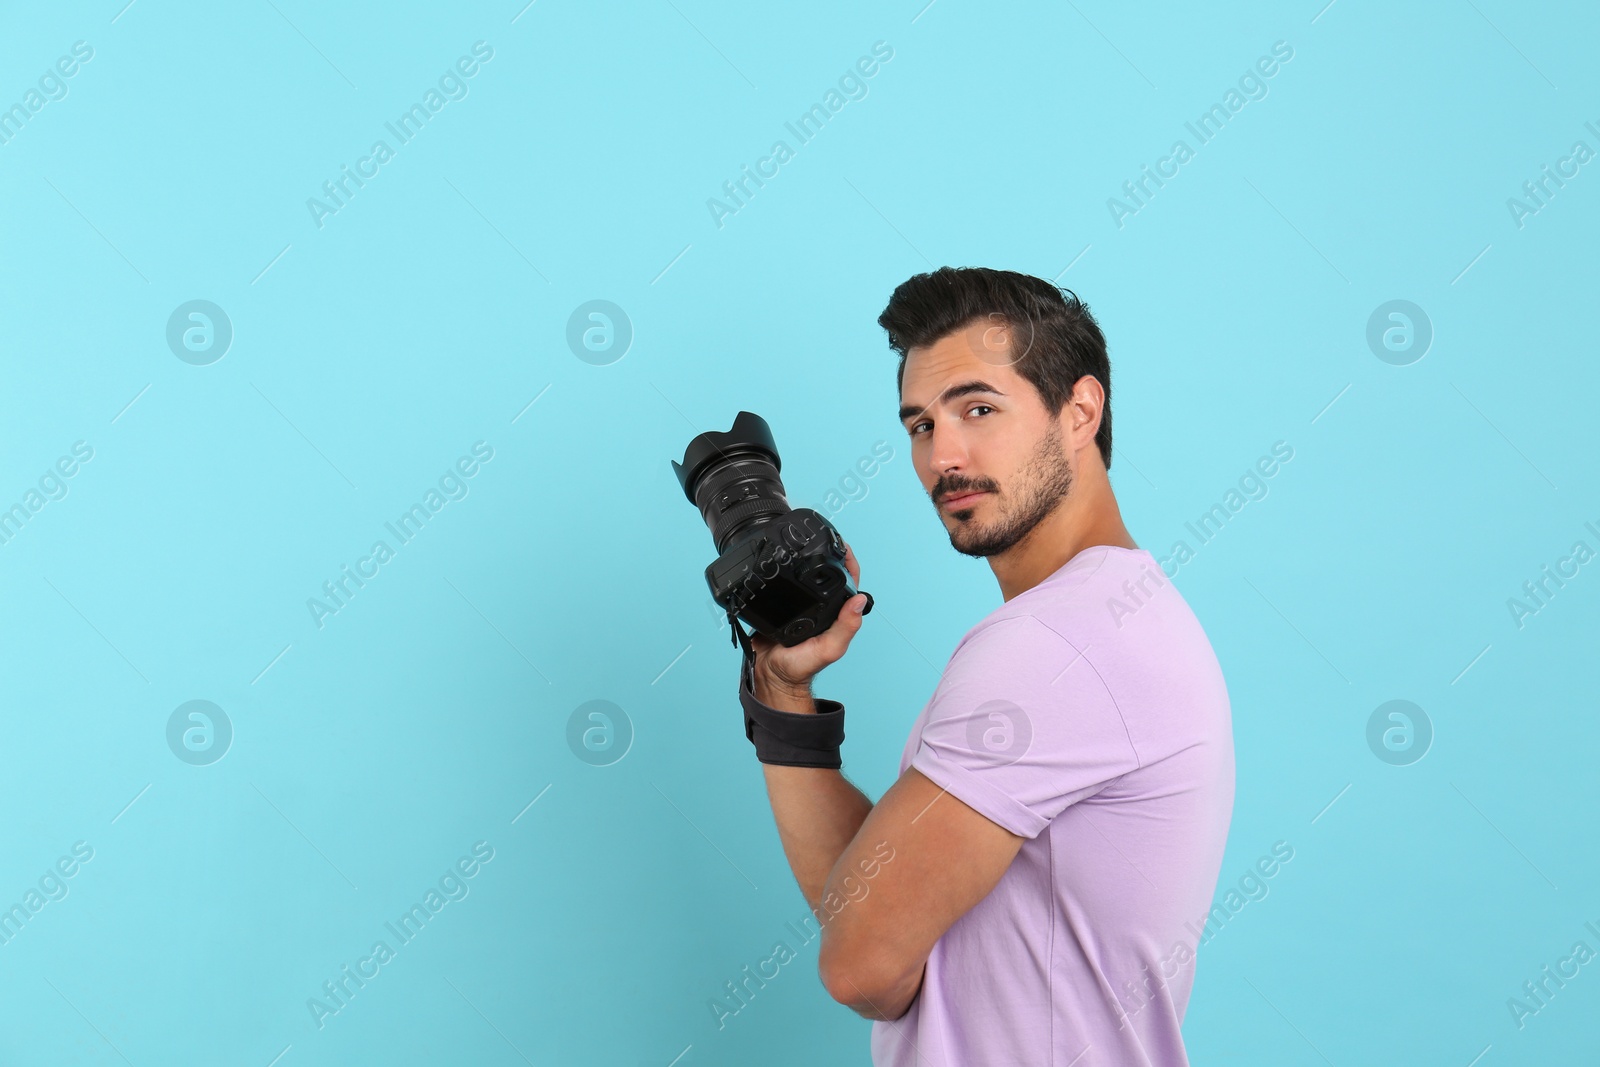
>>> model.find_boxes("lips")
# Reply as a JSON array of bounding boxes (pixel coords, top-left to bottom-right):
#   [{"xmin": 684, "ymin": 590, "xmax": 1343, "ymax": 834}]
[{"xmin": 940, "ymin": 491, "xmax": 987, "ymax": 509}]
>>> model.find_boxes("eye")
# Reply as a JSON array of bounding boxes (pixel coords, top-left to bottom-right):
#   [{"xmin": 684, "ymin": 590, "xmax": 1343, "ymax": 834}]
[{"xmin": 909, "ymin": 405, "xmax": 994, "ymax": 436}]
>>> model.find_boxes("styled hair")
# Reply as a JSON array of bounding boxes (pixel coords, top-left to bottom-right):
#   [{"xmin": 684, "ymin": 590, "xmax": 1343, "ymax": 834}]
[{"xmin": 877, "ymin": 266, "xmax": 1112, "ymax": 470}]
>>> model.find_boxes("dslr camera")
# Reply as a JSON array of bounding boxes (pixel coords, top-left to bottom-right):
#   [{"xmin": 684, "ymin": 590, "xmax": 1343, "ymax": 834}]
[{"xmin": 672, "ymin": 411, "xmax": 872, "ymax": 649}]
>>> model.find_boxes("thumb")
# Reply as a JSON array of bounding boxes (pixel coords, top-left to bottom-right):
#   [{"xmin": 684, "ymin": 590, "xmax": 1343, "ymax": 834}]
[{"xmin": 826, "ymin": 596, "xmax": 866, "ymax": 640}]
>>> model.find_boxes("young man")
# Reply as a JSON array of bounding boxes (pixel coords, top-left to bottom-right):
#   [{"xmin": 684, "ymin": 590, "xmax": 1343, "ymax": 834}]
[{"xmin": 740, "ymin": 266, "xmax": 1235, "ymax": 1065}]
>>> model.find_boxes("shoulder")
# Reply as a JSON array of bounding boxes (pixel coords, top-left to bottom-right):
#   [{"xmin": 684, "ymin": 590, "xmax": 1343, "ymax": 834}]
[
  {"xmin": 1022, "ymin": 548, "xmax": 1197, "ymax": 648},
  {"xmin": 947, "ymin": 612, "xmax": 1072, "ymax": 673}
]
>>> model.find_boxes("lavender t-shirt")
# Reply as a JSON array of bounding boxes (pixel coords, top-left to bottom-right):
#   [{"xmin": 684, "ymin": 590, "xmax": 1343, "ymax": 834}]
[{"xmin": 871, "ymin": 546, "xmax": 1235, "ymax": 1067}]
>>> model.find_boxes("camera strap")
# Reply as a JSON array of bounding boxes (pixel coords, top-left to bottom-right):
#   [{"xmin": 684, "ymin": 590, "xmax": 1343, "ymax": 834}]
[{"xmin": 727, "ymin": 611, "xmax": 846, "ymax": 770}]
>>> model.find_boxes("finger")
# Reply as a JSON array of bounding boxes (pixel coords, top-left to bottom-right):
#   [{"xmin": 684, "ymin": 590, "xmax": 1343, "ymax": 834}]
[
  {"xmin": 761, "ymin": 600, "xmax": 863, "ymax": 683},
  {"xmin": 843, "ymin": 541, "xmax": 860, "ymax": 584},
  {"xmin": 825, "ymin": 592, "xmax": 867, "ymax": 642}
]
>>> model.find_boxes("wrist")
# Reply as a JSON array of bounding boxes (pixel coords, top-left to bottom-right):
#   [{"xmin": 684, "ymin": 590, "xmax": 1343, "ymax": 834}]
[
  {"xmin": 739, "ymin": 652, "xmax": 845, "ymax": 768},
  {"xmin": 753, "ymin": 670, "xmax": 816, "ymax": 713}
]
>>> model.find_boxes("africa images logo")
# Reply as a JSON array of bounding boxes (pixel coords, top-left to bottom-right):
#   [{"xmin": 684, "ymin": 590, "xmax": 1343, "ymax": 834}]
[
  {"xmin": 305, "ymin": 42, "xmax": 495, "ymax": 230},
  {"xmin": 706, "ymin": 41, "xmax": 894, "ymax": 229},
  {"xmin": 306, "ymin": 842, "xmax": 495, "ymax": 1030},
  {"xmin": 306, "ymin": 442, "xmax": 494, "ymax": 629}
]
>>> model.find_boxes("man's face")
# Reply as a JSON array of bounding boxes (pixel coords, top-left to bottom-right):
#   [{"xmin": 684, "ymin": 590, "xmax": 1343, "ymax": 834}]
[{"xmin": 897, "ymin": 319, "xmax": 1076, "ymax": 558}]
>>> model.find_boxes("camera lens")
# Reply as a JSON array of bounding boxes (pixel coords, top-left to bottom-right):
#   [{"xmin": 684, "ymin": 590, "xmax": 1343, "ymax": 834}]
[{"xmin": 671, "ymin": 412, "xmax": 792, "ymax": 554}]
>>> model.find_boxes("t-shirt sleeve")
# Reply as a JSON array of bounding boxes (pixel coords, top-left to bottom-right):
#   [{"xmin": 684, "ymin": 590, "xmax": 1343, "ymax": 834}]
[{"xmin": 908, "ymin": 615, "xmax": 1141, "ymax": 839}]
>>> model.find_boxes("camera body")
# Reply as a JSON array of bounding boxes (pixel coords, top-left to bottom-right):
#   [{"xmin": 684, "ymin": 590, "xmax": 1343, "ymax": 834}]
[
  {"xmin": 673, "ymin": 411, "xmax": 867, "ymax": 648},
  {"xmin": 704, "ymin": 506, "xmax": 854, "ymax": 646}
]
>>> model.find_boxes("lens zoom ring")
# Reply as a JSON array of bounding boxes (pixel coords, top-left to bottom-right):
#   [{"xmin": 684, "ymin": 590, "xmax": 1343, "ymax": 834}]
[{"xmin": 718, "ymin": 497, "xmax": 788, "ymax": 526}]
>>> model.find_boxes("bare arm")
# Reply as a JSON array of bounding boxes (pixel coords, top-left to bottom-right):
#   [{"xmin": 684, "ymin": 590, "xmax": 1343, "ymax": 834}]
[
  {"xmin": 753, "ymin": 671, "xmax": 1023, "ymax": 1024},
  {"xmin": 743, "ymin": 539, "xmax": 875, "ymax": 913},
  {"xmin": 742, "ymin": 544, "xmax": 1022, "ymax": 1023},
  {"xmin": 753, "ymin": 674, "xmax": 875, "ymax": 911}
]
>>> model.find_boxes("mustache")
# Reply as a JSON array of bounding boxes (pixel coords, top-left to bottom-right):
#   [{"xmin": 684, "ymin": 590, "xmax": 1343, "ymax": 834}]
[{"xmin": 934, "ymin": 480, "xmax": 996, "ymax": 500}]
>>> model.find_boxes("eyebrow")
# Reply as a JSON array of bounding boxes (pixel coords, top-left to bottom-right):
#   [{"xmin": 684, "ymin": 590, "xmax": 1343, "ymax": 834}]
[{"xmin": 898, "ymin": 379, "xmax": 1006, "ymax": 425}]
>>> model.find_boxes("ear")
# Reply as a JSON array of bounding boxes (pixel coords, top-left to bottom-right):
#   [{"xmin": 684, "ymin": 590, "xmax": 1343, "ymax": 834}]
[{"xmin": 1062, "ymin": 374, "xmax": 1105, "ymax": 456}]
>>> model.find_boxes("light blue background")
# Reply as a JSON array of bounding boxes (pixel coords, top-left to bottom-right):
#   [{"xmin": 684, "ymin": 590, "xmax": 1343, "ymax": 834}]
[{"xmin": 1, "ymin": 0, "xmax": 1596, "ymax": 1063}]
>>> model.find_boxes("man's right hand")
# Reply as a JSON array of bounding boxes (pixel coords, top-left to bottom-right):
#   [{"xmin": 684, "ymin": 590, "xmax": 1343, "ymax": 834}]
[{"xmin": 747, "ymin": 541, "xmax": 870, "ymax": 710}]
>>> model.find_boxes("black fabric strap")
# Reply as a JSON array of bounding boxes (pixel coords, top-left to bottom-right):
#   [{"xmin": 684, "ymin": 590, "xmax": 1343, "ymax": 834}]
[{"xmin": 731, "ymin": 614, "xmax": 846, "ymax": 769}]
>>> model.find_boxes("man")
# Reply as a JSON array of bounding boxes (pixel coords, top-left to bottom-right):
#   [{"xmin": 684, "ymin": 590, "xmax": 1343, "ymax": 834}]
[{"xmin": 740, "ymin": 266, "xmax": 1235, "ymax": 1065}]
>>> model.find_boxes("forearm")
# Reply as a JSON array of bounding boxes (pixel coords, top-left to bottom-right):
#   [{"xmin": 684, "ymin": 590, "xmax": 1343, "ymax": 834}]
[{"xmin": 754, "ymin": 677, "xmax": 874, "ymax": 911}]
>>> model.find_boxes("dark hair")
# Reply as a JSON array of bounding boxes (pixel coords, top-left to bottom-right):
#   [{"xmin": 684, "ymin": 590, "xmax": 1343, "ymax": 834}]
[{"xmin": 877, "ymin": 266, "xmax": 1112, "ymax": 470}]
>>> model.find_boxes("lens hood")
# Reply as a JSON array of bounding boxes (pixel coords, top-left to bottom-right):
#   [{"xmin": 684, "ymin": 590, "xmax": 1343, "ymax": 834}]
[{"xmin": 670, "ymin": 410, "xmax": 781, "ymax": 504}]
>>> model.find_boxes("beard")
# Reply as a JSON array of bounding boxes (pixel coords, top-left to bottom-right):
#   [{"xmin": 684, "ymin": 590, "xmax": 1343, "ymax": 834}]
[{"xmin": 942, "ymin": 424, "xmax": 1074, "ymax": 558}]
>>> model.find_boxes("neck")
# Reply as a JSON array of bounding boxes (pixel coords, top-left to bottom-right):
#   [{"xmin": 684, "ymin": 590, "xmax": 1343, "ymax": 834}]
[{"xmin": 989, "ymin": 456, "xmax": 1136, "ymax": 602}]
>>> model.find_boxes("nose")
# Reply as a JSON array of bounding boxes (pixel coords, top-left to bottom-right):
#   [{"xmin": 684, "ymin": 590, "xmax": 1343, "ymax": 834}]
[{"xmin": 927, "ymin": 419, "xmax": 968, "ymax": 480}]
